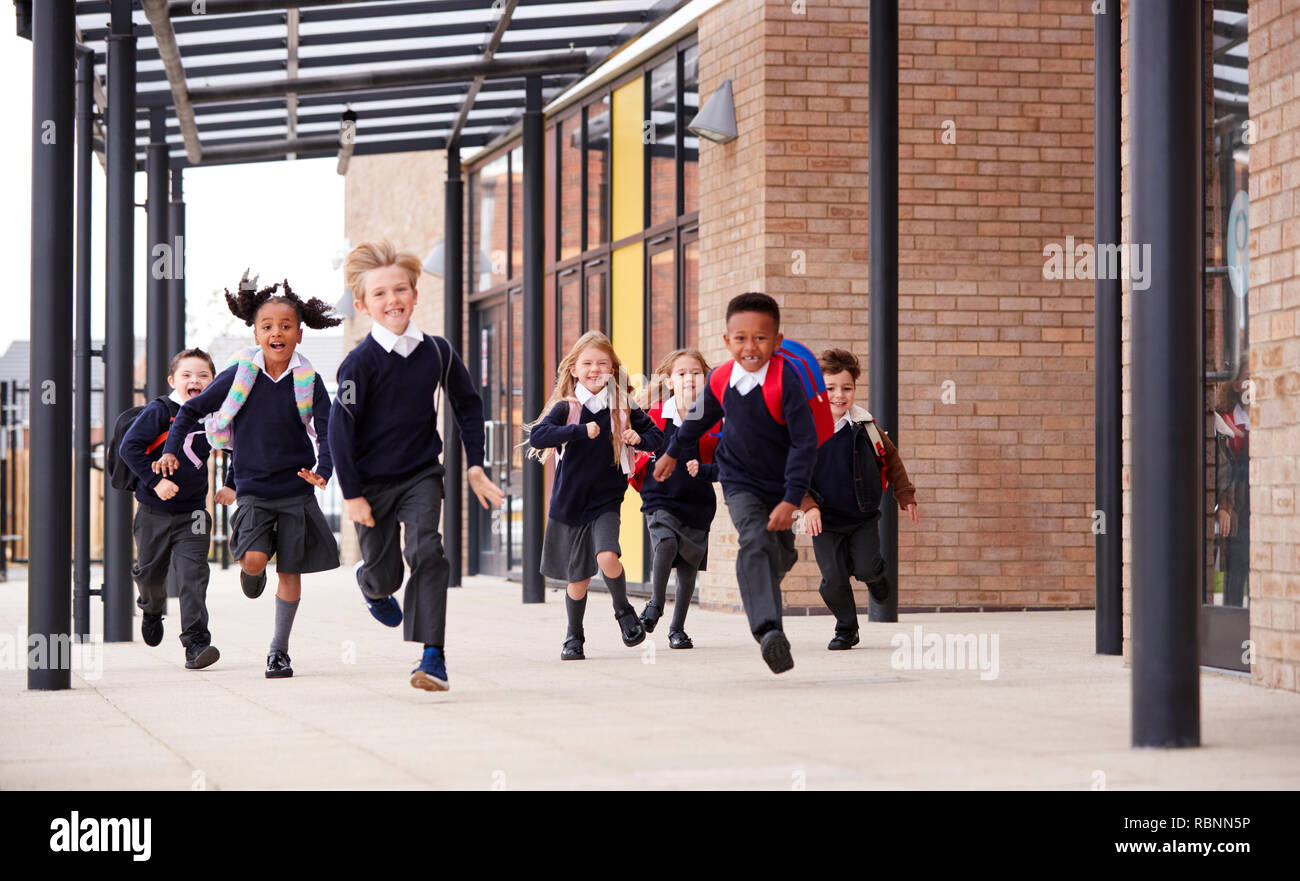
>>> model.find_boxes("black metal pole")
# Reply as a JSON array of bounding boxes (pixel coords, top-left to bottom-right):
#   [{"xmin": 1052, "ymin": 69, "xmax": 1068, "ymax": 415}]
[
  {"xmin": 74, "ymin": 45, "xmax": 94, "ymax": 643},
  {"xmin": 868, "ymin": 0, "xmax": 899, "ymax": 623},
  {"xmin": 103, "ymin": 0, "xmax": 137, "ymax": 643},
  {"xmin": 169, "ymin": 166, "xmax": 186, "ymax": 354},
  {"xmin": 521, "ymin": 76, "xmax": 544, "ymax": 604},
  {"xmin": 1094, "ymin": 3, "xmax": 1122, "ymax": 655},
  {"xmin": 28, "ymin": 0, "xmax": 76, "ymax": 690},
  {"xmin": 444, "ymin": 145, "xmax": 464, "ymax": 587},
  {"xmin": 0, "ymin": 382, "xmax": 7, "ymax": 584},
  {"xmin": 1130, "ymin": 0, "xmax": 1202, "ymax": 748},
  {"xmin": 146, "ymin": 107, "xmax": 170, "ymax": 399}
]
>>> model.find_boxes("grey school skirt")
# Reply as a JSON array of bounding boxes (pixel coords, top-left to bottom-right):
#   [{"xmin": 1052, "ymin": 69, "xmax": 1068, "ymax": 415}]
[
  {"xmin": 540, "ymin": 510, "xmax": 621, "ymax": 583},
  {"xmin": 646, "ymin": 508, "xmax": 709, "ymax": 573},
  {"xmin": 229, "ymin": 492, "xmax": 340, "ymax": 575}
]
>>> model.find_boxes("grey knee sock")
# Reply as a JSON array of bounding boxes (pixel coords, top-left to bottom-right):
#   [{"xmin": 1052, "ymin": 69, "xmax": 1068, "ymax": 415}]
[
  {"xmin": 670, "ymin": 566, "xmax": 698, "ymax": 632},
  {"xmin": 269, "ymin": 597, "xmax": 299, "ymax": 654},
  {"xmin": 604, "ymin": 569, "xmax": 632, "ymax": 614},
  {"xmin": 565, "ymin": 594, "xmax": 587, "ymax": 639},
  {"xmin": 650, "ymin": 541, "xmax": 676, "ymax": 608}
]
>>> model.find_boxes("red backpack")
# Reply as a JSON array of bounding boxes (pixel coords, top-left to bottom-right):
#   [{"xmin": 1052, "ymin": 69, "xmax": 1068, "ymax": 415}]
[
  {"xmin": 628, "ymin": 399, "xmax": 723, "ymax": 491},
  {"xmin": 706, "ymin": 344, "xmax": 835, "ymax": 446}
]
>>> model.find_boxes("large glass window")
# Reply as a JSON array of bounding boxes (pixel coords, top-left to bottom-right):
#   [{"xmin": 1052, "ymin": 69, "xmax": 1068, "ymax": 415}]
[
  {"xmin": 559, "ymin": 269, "xmax": 581, "ymax": 359},
  {"xmin": 478, "ymin": 154, "xmax": 509, "ymax": 292},
  {"xmin": 682, "ymin": 231, "xmax": 699, "ymax": 351},
  {"xmin": 648, "ymin": 58, "xmax": 677, "ymax": 228},
  {"xmin": 585, "ymin": 262, "xmax": 608, "ymax": 337},
  {"xmin": 585, "ymin": 98, "xmax": 610, "ymax": 249},
  {"xmin": 647, "ymin": 239, "xmax": 675, "ymax": 370},
  {"xmin": 510, "ymin": 146, "xmax": 523, "ymax": 279},
  {"xmin": 560, "ymin": 114, "xmax": 582, "ymax": 261},
  {"xmin": 682, "ymin": 44, "xmax": 699, "ymax": 216}
]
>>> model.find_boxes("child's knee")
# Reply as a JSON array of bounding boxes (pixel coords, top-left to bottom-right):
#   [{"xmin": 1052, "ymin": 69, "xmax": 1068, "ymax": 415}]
[
  {"xmin": 567, "ymin": 580, "xmax": 589, "ymax": 600},
  {"xmin": 240, "ymin": 551, "xmax": 268, "ymax": 574},
  {"xmin": 596, "ymin": 551, "xmax": 621, "ymax": 575}
]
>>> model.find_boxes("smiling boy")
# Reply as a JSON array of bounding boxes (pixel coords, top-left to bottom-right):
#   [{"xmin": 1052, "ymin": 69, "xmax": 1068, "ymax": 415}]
[
  {"xmin": 652, "ymin": 292, "xmax": 819, "ymax": 674},
  {"xmin": 330, "ymin": 240, "xmax": 504, "ymax": 691}
]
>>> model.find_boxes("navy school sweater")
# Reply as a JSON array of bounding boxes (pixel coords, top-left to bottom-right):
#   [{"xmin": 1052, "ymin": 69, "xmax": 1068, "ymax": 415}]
[
  {"xmin": 529, "ymin": 402, "xmax": 663, "ymax": 526},
  {"xmin": 639, "ymin": 419, "xmax": 719, "ymax": 531},
  {"xmin": 328, "ymin": 334, "xmax": 487, "ymax": 499},
  {"xmin": 665, "ymin": 359, "xmax": 819, "ymax": 509},
  {"xmin": 810, "ymin": 426, "xmax": 872, "ymax": 524},
  {"xmin": 164, "ymin": 362, "xmax": 332, "ymax": 500},
  {"xmin": 120, "ymin": 397, "xmax": 231, "ymax": 514}
]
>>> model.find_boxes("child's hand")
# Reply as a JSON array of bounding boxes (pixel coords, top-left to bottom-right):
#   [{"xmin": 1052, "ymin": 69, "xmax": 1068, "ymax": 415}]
[
  {"xmin": 214, "ymin": 487, "xmax": 236, "ymax": 506},
  {"xmin": 652, "ymin": 454, "xmax": 677, "ymax": 482},
  {"xmin": 803, "ymin": 507, "xmax": 822, "ymax": 536},
  {"xmin": 621, "ymin": 428, "xmax": 641, "ymax": 445},
  {"xmin": 344, "ymin": 496, "xmax": 375, "ymax": 528},
  {"xmin": 298, "ymin": 469, "xmax": 327, "ymax": 489},
  {"xmin": 154, "ymin": 453, "xmax": 179, "ymax": 476},
  {"xmin": 905, "ymin": 503, "xmax": 919, "ymax": 524},
  {"xmin": 153, "ymin": 478, "xmax": 179, "ymax": 501},
  {"xmin": 586, "ymin": 422, "xmax": 601, "ymax": 439},
  {"xmin": 686, "ymin": 459, "xmax": 699, "ymax": 477},
  {"xmin": 468, "ymin": 465, "xmax": 505, "ymax": 510},
  {"xmin": 767, "ymin": 501, "xmax": 797, "ymax": 532}
]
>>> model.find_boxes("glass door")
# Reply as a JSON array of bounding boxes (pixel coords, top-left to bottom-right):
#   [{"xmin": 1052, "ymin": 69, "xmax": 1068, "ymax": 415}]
[{"xmin": 470, "ymin": 293, "xmax": 522, "ymax": 577}]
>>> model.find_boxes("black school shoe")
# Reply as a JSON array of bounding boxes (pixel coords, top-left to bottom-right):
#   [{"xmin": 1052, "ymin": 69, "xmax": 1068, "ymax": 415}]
[
  {"xmin": 141, "ymin": 613, "xmax": 164, "ymax": 647},
  {"xmin": 265, "ymin": 650, "xmax": 293, "ymax": 678},
  {"xmin": 185, "ymin": 644, "xmax": 221, "ymax": 670},
  {"xmin": 561, "ymin": 635, "xmax": 586, "ymax": 660},
  {"xmin": 827, "ymin": 631, "xmax": 860, "ymax": 651},
  {"xmin": 615, "ymin": 608, "xmax": 646, "ymax": 647},
  {"xmin": 639, "ymin": 601, "xmax": 663, "ymax": 633},
  {"xmin": 241, "ymin": 569, "xmax": 267, "ymax": 599},
  {"xmin": 668, "ymin": 629, "xmax": 693, "ymax": 649},
  {"xmin": 759, "ymin": 629, "xmax": 794, "ymax": 674}
]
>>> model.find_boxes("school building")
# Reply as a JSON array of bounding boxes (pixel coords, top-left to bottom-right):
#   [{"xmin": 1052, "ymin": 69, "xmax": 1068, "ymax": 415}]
[{"xmin": 334, "ymin": 0, "xmax": 1297, "ymax": 700}]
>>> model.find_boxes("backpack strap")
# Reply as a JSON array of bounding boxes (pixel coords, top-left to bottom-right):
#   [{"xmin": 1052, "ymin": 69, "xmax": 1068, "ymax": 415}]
[
  {"xmin": 708, "ymin": 362, "xmax": 731, "ymax": 407},
  {"xmin": 554, "ymin": 397, "xmax": 582, "ymax": 462},
  {"xmin": 143, "ymin": 396, "xmax": 178, "ymax": 455},
  {"xmin": 862, "ymin": 418, "xmax": 889, "ymax": 492},
  {"xmin": 760, "ymin": 353, "xmax": 786, "ymax": 425}
]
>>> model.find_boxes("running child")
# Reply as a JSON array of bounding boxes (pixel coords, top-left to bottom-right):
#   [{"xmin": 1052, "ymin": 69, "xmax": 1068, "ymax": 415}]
[
  {"xmin": 330, "ymin": 240, "xmax": 505, "ymax": 692},
  {"xmin": 119, "ymin": 348, "xmax": 227, "ymax": 669},
  {"xmin": 156, "ymin": 277, "xmax": 341, "ymax": 679},
  {"xmin": 527, "ymin": 331, "xmax": 664, "ymax": 660},
  {"xmin": 800, "ymin": 348, "xmax": 917, "ymax": 648},
  {"xmin": 635, "ymin": 348, "xmax": 721, "ymax": 649},
  {"xmin": 652, "ymin": 292, "xmax": 819, "ymax": 675}
]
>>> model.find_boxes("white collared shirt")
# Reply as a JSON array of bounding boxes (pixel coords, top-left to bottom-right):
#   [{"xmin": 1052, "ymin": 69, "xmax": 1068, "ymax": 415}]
[
  {"xmin": 729, "ymin": 360, "xmax": 769, "ymax": 396},
  {"xmin": 370, "ymin": 319, "xmax": 424, "ymax": 358},
  {"xmin": 833, "ymin": 412, "xmax": 852, "ymax": 433},
  {"xmin": 251, "ymin": 349, "xmax": 302, "ymax": 383},
  {"xmin": 575, "ymin": 382, "xmax": 609, "ymax": 414},
  {"xmin": 168, "ymin": 389, "xmax": 188, "ymax": 407},
  {"xmin": 661, "ymin": 397, "xmax": 684, "ymax": 426}
]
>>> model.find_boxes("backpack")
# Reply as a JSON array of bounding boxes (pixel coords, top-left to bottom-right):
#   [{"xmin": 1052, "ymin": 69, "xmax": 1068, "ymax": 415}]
[
  {"xmin": 107, "ymin": 396, "xmax": 179, "ymax": 492},
  {"xmin": 706, "ymin": 339, "xmax": 835, "ymax": 446},
  {"xmin": 629, "ymin": 399, "xmax": 723, "ymax": 492}
]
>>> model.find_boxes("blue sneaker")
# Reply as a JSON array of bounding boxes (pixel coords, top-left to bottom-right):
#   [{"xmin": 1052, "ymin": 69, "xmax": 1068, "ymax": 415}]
[
  {"xmin": 357, "ymin": 561, "xmax": 402, "ymax": 627},
  {"xmin": 410, "ymin": 646, "xmax": 449, "ymax": 692}
]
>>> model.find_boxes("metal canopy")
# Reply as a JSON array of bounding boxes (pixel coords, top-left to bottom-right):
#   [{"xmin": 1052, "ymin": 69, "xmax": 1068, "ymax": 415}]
[{"xmin": 73, "ymin": 0, "xmax": 681, "ymax": 168}]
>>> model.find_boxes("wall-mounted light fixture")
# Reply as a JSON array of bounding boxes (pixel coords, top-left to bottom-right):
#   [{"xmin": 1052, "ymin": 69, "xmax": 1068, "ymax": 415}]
[{"xmin": 688, "ymin": 79, "xmax": 737, "ymax": 144}]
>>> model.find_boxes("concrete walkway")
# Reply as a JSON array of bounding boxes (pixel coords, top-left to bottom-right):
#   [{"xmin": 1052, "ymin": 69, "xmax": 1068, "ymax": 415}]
[{"xmin": 2, "ymin": 565, "xmax": 1298, "ymax": 790}]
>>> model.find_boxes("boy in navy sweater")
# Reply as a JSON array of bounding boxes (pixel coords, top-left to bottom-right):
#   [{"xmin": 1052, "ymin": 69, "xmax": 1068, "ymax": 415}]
[
  {"xmin": 120, "ymin": 349, "xmax": 227, "ymax": 669},
  {"xmin": 330, "ymin": 240, "xmax": 504, "ymax": 692},
  {"xmin": 800, "ymin": 349, "xmax": 917, "ymax": 649},
  {"xmin": 652, "ymin": 293, "xmax": 819, "ymax": 674}
]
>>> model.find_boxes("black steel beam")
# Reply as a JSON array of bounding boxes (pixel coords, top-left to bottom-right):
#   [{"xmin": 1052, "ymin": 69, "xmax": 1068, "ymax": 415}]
[
  {"xmin": 158, "ymin": 132, "xmax": 493, "ymax": 169},
  {"xmin": 103, "ymin": 0, "xmax": 137, "ymax": 643},
  {"xmin": 146, "ymin": 107, "xmax": 170, "ymax": 400},
  {"xmin": 28, "ymin": 0, "xmax": 76, "ymax": 690},
  {"xmin": 168, "ymin": 167, "xmax": 186, "ymax": 354},
  {"xmin": 868, "ymin": 0, "xmax": 898, "ymax": 624},
  {"xmin": 1094, "ymin": 1, "xmax": 1122, "ymax": 656},
  {"xmin": 1130, "ymin": 0, "xmax": 1202, "ymax": 748},
  {"xmin": 187, "ymin": 52, "xmax": 587, "ymax": 104},
  {"xmin": 75, "ymin": 46, "xmax": 94, "ymax": 644},
  {"xmin": 444, "ymin": 144, "xmax": 463, "ymax": 588},
  {"xmin": 521, "ymin": 75, "xmax": 543, "ymax": 604}
]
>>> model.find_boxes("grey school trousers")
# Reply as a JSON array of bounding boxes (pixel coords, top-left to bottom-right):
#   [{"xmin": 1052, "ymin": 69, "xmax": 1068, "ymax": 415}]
[
  {"xmin": 723, "ymin": 490, "xmax": 798, "ymax": 641},
  {"xmin": 132, "ymin": 505, "xmax": 213, "ymax": 649},
  {"xmin": 355, "ymin": 463, "xmax": 450, "ymax": 646}
]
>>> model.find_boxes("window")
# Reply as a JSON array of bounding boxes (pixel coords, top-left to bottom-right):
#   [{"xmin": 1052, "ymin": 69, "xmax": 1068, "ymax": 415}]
[
  {"xmin": 559, "ymin": 269, "xmax": 581, "ymax": 359},
  {"xmin": 585, "ymin": 262, "xmax": 608, "ymax": 337},
  {"xmin": 560, "ymin": 114, "xmax": 582, "ymax": 262},
  {"xmin": 647, "ymin": 237, "xmax": 675, "ymax": 370},
  {"xmin": 681, "ymin": 44, "xmax": 699, "ymax": 216},
  {"xmin": 478, "ymin": 153, "xmax": 509, "ymax": 292},
  {"xmin": 510, "ymin": 146, "xmax": 523, "ymax": 279},
  {"xmin": 585, "ymin": 98, "xmax": 610, "ymax": 249},
  {"xmin": 682, "ymin": 230, "xmax": 699, "ymax": 351},
  {"xmin": 648, "ymin": 58, "xmax": 677, "ymax": 228}
]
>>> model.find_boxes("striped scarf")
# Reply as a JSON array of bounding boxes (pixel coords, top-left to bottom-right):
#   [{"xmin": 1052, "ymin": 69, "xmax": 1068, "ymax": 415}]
[{"xmin": 205, "ymin": 346, "xmax": 317, "ymax": 450}]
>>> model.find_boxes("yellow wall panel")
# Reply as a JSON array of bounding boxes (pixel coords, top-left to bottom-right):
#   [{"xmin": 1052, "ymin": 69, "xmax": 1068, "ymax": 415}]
[
  {"xmin": 612, "ymin": 77, "xmax": 644, "ymax": 242},
  {"xmin": 612, "ymin": 241, "xmax": 644, "ymax": 580}
]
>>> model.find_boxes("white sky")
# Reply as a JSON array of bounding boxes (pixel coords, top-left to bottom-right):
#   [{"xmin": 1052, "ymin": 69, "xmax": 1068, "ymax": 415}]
[{"xmin": 1, "ymin": 28, "xmax": 345, "ymax": 357}]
